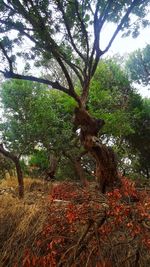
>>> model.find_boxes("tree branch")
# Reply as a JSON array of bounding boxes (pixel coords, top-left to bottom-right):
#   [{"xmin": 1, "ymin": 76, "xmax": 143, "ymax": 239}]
[
  {"xmin": 2, "ymin": 70, "xmax": 71, "ymax": 94},
  {"xmin": 0, "ymin": 143, "xmax": 17, "ymax": 162},
  {"xmin": 102, "ymin": 0, "xmax": 140, "ymax": 54},
  {"xmin": 74, "ymin": 0, "xmax": 90, "ymax": 63},
  {"xmin": 0, "ymin": 41, "xmax": 13, "ymax": 72},
  {"xmin": 57, "ymin": 0, "xmax": 86, "ymax": 61}
]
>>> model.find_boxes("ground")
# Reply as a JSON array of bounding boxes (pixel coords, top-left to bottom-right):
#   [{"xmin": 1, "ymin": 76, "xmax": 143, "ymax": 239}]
[{"xmin": 0, "ymin": 176, "xmax": 150, "ymax": 267}]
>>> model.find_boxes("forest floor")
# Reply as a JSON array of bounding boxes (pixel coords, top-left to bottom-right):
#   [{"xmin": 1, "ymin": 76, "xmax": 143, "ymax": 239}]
[{"xmin": 0, "ymin": 176, "xmax": 150, "ymax": 267}]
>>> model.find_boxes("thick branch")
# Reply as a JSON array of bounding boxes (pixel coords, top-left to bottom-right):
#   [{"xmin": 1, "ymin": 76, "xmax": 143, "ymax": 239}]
[
  {"xmin": 1, "ymin": 69, "xmax": 81, "ymax": 104},
  {"xmin": 2, "ymin": 70, "xmax": 69, "ymax": 93},
  {"xmin": 0, "ymin": 143, "xmax": 16, "ymax": 162}
]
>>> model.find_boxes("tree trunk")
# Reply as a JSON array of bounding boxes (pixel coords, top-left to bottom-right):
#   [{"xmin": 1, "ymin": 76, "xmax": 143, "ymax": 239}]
[
  {"xmin": 0, "ymin": 144, "xmax": 24, "ymax": 198},
  {"xmin": 15, "ymin": 159, "xmax": 24, "ymax": 198},
  {"xmin": 73, "ymin": 158, "xmax": 87, "ymax": 186},
  {"xmin": 62, "ymin": 150, "xmax": 87, "ymax": 185},
  {"xmin": 73, "ymin": 107, "xmax": 119, "ymax": 193},
  {"xmin": 46, "ymin": 154, "xmax": 59, "ymax": 180}
]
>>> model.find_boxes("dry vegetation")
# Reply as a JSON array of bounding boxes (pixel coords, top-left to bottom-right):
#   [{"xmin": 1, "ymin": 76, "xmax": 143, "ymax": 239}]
[{"xmin": 0, "ymin": 176, "xmax": 150, "ymax": 267}]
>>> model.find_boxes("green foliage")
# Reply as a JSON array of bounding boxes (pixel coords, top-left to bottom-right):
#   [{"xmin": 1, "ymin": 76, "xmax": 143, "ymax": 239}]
[
  {"xmin": 0, "ymin": 80, "xmax": 46, "ymax": 155},
  {"xmin": 29, "ymin": 150, "xmax": 49, "ymax": 171},
  {"xmin": 0, "ymin": 80, "xmax": 76, "ymax": 155},
  {"xmin": 126, "ymin": 44, "xmax": 150, "ymax": 86},
  {"xmin": 89, "ymin": 60, "xmax": 133, "ymax": 137},
  {"xmin": 126, "ymin": 96, "xmax": 150, "ymax": 178},
  {"xmin": 0, "ymin": 79, "xmax": 77, "ymax": 179},
  {"xmin": 0, "ymin": 59, "xmax": 149, "ymax": 180},
  {"xmin": 0, "ymin": 0, "xmax": 149, "ymax": 89}
]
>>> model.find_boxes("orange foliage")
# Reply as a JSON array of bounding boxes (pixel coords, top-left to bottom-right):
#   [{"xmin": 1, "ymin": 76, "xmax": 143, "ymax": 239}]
[{"xmin": 12, "ymin": 179, "xmax": 150, "ymax": 267}]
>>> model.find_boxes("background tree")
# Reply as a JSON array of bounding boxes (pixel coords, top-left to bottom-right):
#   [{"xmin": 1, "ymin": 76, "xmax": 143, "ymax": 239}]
[
  {"xmin": 0, "ymin": 0, "xmax": 149, "ymax": 192},
  {"xmin": 88, "ymin": 59, "xmax": 150, "ymax": 178},
  {"xmin": 125, "ymin": 96, "xmax": 150, "ymax": 178},
  {"xmin": 0, "ymin": 79, "xmax": 86, "ymax": 187},
  {"xmin": 126, "ymin": 44, "xmax": 150, "ymax": 86},
  {"xmin": 0, "ymin": 80, "xmax": 46, "ymax": 197},
  {"xmin": 1, "ymin": 58, "xmax": 149, "ymax": 194}
]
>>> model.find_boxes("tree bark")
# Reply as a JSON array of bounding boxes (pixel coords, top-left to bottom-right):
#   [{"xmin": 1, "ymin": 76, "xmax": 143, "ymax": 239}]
[
  {"xmin": 73, "ymin": 107, "xmax": 119, "ymax": 193},
  {"xmin": 0, "ymin": 144, "xmax": 24, "ymax": 198}
]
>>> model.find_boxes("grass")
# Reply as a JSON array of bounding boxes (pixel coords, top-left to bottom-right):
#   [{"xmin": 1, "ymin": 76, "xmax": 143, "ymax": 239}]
[{"xmin": 0, "ymin": 176, "xmax": 51, "ymax": 267}]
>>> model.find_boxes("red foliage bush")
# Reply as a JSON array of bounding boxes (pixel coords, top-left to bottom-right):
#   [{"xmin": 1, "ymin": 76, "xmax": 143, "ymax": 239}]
[{"xmin": 13, "ymin": 179, "xmax": 150, "ymax": 267}]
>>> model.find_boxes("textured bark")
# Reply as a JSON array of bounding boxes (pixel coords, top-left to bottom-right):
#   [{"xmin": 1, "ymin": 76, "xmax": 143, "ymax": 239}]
[
  {"xmin": 73, "ymin": 107, "xmax": 118, "ymax": 193},
  {"xmin": 0, "ymin": 144, "xmax": 24, "ymax": 198}
]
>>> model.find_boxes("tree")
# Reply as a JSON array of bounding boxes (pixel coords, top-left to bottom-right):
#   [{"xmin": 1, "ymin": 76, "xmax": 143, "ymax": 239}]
[
  {"xmin": 0, "ymin": 79, "xmax": 75, "ymax": 193},
  {"xmin": 0, "ymin": 80, "xmax": 46, "ymax": 197},
  {"xmin": 126, "ymin": 44, "xmax": 150, "ymax": 86},
  {"xmin": 126, "ymin": 95, "xmax": 150, "ymax": 178},
  {"xmin": 0, "ymin": 0, "xmax": 149, "ymax": 192}
]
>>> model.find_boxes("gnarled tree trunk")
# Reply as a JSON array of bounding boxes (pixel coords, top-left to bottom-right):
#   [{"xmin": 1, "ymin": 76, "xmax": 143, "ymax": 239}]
[
  {"xmin": 73, "ymin": 107, "xmax": 119, "ymax": 193},
  {"xmin": 0, "ymin": 144, "xmax": 24, "ymax": 198}
]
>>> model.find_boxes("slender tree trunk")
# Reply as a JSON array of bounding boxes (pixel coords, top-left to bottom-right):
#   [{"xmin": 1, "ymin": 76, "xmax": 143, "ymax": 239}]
[
  {"xmin": 15, "ymin": 159, "xmax": 24, "ymax": 198},
  {"xmin": 73, "ymin": 107, "xmax": 119, "ymax": 193},
  {"xmin": 73, "ymin": 158, "xmax": 87, "ymax": 186},
  {"xmin": 46, "ymin": 154, "xmax": 59, "ymax": 180},
  {"xmin": 145, "ymin": 167, "xmax": 149, "ymax": 179},
  {"xmin": 62, "ymin": 150, "xmax": 87, "ymax": 185},
  {"xmin": 0, "ymin": 144, "xmax": 24, "ymax": 198}
]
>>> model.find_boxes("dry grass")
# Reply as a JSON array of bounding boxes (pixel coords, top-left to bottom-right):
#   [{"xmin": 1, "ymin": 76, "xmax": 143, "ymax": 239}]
[
  {"xmin": 0, "ymin": 198, "xmax": 48, "ymax": 266},
  {"xmin": 0, "ymin": 175, "xmax": 52, "ymax": 190},
  {"xmin": 0, "ymin": 177, "xmax": 51, "ymax": 267}
]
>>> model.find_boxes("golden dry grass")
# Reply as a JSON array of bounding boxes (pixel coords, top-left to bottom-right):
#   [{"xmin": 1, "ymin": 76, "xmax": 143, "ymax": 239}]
[{"xmin": 0, "ymin": 177, "xmax": 51, "ymax": 267}]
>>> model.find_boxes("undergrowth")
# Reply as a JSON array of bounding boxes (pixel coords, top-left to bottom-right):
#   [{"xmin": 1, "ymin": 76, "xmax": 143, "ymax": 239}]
[{"xmin": 0, "ymin": 177, "xmax": 150, "ymax": 267}]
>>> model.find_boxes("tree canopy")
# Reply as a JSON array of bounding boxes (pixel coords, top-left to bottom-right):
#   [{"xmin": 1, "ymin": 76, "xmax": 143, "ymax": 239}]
[
  {"xmin": 0, "ymin": 0, "xmax": 149, "ymax": 107},
  {"xmin": 126, "ymin": 44, "xmax": 150, "ymax": 86}
]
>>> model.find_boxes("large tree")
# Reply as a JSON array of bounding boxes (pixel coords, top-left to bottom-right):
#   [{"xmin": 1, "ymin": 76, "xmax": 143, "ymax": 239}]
[{"xmin": 0, "ymin": 0, "xmax": 149, "ymax": 192}]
